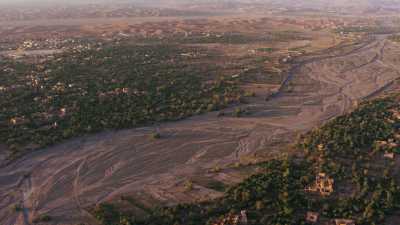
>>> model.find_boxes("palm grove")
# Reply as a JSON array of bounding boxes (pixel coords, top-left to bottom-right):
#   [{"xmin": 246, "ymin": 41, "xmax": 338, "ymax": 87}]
[{"xmin": 0, "ymin": 44, "xmax": 241, "ymax": 159}]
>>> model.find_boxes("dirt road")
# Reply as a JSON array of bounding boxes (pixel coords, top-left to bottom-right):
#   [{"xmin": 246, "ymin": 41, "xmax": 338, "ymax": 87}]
[{"xmin": 1, "ymin": 37, "xmax": 400, "ymax": 225}]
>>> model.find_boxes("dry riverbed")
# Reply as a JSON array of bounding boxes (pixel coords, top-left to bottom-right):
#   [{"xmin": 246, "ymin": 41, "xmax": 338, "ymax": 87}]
[{"xmin": 2, "ymin": 37, "xmax": 400, "ymax": 225}]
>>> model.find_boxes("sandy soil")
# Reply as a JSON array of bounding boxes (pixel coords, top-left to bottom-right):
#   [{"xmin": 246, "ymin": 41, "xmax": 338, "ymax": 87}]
[{"xmin": 1, "ymin": 37, "xmax": 400, "ymax": 225}]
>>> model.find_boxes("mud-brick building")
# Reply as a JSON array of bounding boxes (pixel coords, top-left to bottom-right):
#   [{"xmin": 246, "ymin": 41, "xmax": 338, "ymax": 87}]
[
  {"xmin": 306, "ymin": 211, "xmax": 319, "ymax": 223},
  {"xmin": 334, "ymin": 219, "xmax": 355, "ymax": 225},
  {"xmin": 305, "ymin": 173, "xmax": 334, "ymax": 196}
]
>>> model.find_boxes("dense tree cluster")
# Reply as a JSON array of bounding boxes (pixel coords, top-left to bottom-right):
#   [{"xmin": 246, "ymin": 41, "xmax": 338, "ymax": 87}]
[
  {"xmin": 0, "ymin": 44, "xmax": 241, "ymax": 158},
  {"xmin": 92, "ymin": 95, "xmax": 400, "ymax": 225}
]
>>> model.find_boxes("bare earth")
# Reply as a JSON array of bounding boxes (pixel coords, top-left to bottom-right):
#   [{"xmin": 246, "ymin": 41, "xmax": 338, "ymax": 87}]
[{"xmin": 1, "ymin": 37, "xmax": 400, "ymax": 225}]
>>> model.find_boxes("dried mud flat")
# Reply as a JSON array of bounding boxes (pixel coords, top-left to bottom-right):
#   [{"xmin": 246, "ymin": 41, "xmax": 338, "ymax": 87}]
[{"xmin": 2, "ymin": 37, "xmax": 400, "ymax": 225}]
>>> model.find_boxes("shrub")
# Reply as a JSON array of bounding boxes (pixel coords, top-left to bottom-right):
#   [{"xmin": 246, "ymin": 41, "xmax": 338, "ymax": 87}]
[
  {"xmin": 244, "ymin": 91, "xmax": 256, "ymax": 97},
  {"xmin": 32, "ymin": 214, "xmax": 52, "ymax": 223},
  {"xmin": 12, "ymin": 204, "xmax": 22, "ymax": 212},
  {"xmin": 184, "ymin": 180, "xmax": 194, "ymax": 192},
  {"xmin": 233, "ymin": 107, "xmax": 244, "ymax": 117},
  {"xmin": 151, "ymin": 132, "xmax": 161, "ymax": 139}
]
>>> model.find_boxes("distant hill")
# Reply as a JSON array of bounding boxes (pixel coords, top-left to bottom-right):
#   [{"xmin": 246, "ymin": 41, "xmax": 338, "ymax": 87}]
[
  {"xmin": 3, "ymin": 0, "xmax": 400, "ymax": 11},
  {"xmin": 124, "ymin": 0, "xmax": 400, "ymax": 12},
  {"xmin": 265, "ymin": 0, "xmax": 400, "ymax": 8}
]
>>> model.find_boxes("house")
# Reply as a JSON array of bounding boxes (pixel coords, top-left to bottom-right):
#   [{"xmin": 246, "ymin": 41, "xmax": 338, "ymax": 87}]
[
  {"xmin": 122, "ymin": 88, "xmax": 129, "ymax": 94},
  {"xmin": 389, "ymin": 142, "xmax": 398, "ymax": 148},
  {"xmin": 384, "ymin": 152, "xmax": 395, "ymax": 159},
  {"xmin": 388, "ymin": 139, "xmax": 398, "ymax": 148},
  {"xmin": 59, "ymin": 108, "xmax": 67, "ymax": 117},
  {"xmin": 334, "ymin": 219, "xmax": 355, "ymax": 225},
  {"xmin": 240, "ymin": 210, "xmax": 248, "ymax": 224},
  {"xmin": 316, "ymin": 173, "xmax": 334, "ymax": 196},
  {"xmin": 9, "ymin": 117, "xmax": 28, "ymax": 126},
  {"xmin": 376, "ymin": 140, "xmax": 388, "ymax": 147},
  {"xmin": 305, "ymin": 185, "xmax": 318, "ymax": 192},
  {"xmin": 305, "ymin": 173, "xmax": 334, "ymax": 196},
  {"xmin": 306, "ymin": 211, "xmax": 319, "ymax": 223},
  {"xmin": 386, "ymin": 118, "xmax": 395, "ymax": 124},
  {"xmin": 390, "ymin": 110, "xmax": 400, "ymax": 120},
  {"xmin": 10, "ymin": 118, "xmax": 17, "ymax": 125}
]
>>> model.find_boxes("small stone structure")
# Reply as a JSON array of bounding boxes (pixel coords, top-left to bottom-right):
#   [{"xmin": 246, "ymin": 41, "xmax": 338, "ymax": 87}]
[
  {"xmin": 384, "ymin": 152, "xmax": 395, "ymax": 159},
  {"xmin": 306, "ymin": 211, "xmax": 319, "ymax": 223}
]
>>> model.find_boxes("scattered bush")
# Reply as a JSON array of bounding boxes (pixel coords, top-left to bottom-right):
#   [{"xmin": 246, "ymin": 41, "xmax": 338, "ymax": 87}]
[
  {"xmin": 233, "ymin": 107, "xmax": 244, "ymax": 117},
  {"xmin": 184, "ymin": 180, "xmax": 194, "ymax": 192},
  {"xmin": 244, "ymin": 91, "xmax": 256, "ymax": 97},
  {"xmin": 151, "ymin": 132, "xmax": 161, "ymax": 140}
]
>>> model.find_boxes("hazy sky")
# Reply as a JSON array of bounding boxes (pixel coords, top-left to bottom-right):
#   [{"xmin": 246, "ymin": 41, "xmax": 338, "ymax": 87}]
[
  {"xmin": 0, "ymin": 0, "xmax": 175, "ymax": 7},
  {"xmin": 0, "ymin": 0, "xmax": 113, "ymax": 6},
  {"xmin": 2, "ymin": 0, "xmax": 400, "ymax": 8}
]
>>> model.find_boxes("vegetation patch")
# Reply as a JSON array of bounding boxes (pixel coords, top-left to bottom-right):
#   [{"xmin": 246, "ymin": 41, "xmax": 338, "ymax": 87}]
[
  {"xmin": 257, "ymin": 48, "xmax": 276, "ymax": 53},
  {"xmin": 32, "ymin": 214, "xmax": 52, "ymax": 223}
]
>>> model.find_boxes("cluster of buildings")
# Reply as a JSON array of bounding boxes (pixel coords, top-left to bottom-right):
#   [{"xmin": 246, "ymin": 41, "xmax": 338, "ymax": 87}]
[
  {"xmin": 304, "ymin": 173, "xmax": 356, "ymax": 225},
  {"xmin": 303, "ymin": 145, "xmax": 355, "ymax": 224},
  {"xmin": 378, "ymin": 109, "xmax": 400, "ymax": 159},
  {"xmin": 379, "ymin": 136, "xmax": 400, "ymax": 159},
  {"xmin": 10, "ymin": 38, "xmax": 81, "ymax": 52},
  {"xmin": 1, "ymin": 37, "xmax": 102, "ymax": 61}
]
